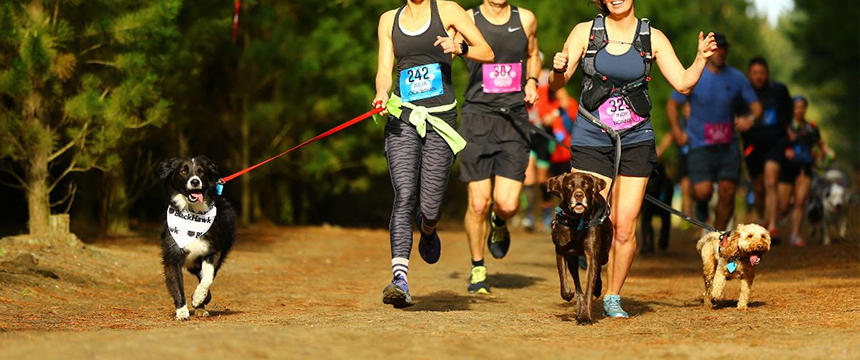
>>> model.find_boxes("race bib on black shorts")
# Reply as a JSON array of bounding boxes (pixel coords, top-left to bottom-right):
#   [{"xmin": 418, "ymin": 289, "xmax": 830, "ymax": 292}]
[{"xmin": 399, "ymin": 63, "xmax": 443, "ymax": 102}]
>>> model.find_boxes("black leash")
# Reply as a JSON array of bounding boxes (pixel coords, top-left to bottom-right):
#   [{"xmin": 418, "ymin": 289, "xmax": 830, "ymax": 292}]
[
  {"xmin": 643, "ymin": 194, "xmax": 718, "ymax": 233},
  {"xmin": 575, "ymin": 107, "xmax": 725, "ymax": 237}
]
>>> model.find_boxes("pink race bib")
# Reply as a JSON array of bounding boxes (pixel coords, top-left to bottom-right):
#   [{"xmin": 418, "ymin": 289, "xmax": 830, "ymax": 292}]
[
  {"xmin": 704, "ymin": 122, "xmax": 733, "ymax": 145},
  {"xmin": 482, "ymin": 63, "xmax": 522, "ymax": 93},
  {"xmin": 597, "ymin": 96, "xmax": 645, "ymax": 132}
]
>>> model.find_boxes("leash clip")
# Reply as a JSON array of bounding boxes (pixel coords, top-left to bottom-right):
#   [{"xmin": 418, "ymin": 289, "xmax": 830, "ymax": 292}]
[{"xmin": 216, "ymin": 178, "xmax": 224, "ymax": 196}]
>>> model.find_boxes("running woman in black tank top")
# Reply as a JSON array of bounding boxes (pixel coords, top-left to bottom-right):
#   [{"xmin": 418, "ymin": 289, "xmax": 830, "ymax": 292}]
[
  {"xmin": 456, "ymin": 1, "xmax": 540, "ymax": 295},
  {"xmin": 373, "ymin": 0, "xmax": 493, "ymax": 308},
  {"xmin": 548, "ymin": 0, "xmax": 718, "ymax": 318}
]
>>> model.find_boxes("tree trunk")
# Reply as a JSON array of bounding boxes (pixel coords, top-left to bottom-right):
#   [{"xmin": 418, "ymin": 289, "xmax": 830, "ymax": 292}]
[
  {"xmin": 240, "ymin": 109, "xmax": 251, "ymax": 225},
  {"xmin": 105, "ymin": 169, "xmax": 131, "ymax": 235},
  {"xmin": 26, "ymin": 144, "xmax": 51, "ymax": 235}
]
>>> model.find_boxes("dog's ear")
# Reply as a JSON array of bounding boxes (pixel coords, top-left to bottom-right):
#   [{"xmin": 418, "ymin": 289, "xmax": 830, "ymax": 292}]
[
  {"xmin": 196, "ymin": 155, "xmax": 218, "ymax": 177},
  {"xmin": 593, "ymin": 176, "xmax": 607, "ymax": 192},
  {"xmin": 156, "ymin": 158, "xmax": 179, "ymax": 180},
  {"xmin": 547, "ymin": 174, "xmax": 565, "ymax": 198}
]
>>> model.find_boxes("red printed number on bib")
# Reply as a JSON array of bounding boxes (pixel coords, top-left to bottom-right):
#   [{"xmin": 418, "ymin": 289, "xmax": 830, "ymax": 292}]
[
  {"xmin": 597, "ymin": 96, "xmax": 645, "ymax": 132},
  {"xmin": 482, "ymin": 63, "xmax": 522, "ymax": 93},
  {"xmin": 704, "ymin": 122, "xmax": 733, "ymax": 145}
]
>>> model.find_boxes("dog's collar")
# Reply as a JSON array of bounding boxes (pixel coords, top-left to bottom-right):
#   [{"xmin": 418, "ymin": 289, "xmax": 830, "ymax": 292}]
[{"xmin": 553, "ymin": 207, "xmax": 589, "ymax": 231}]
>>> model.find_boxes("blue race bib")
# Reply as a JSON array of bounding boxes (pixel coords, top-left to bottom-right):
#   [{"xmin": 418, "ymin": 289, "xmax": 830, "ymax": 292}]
[
  {"xmin": 399, "ymin": 63, "xmax": 444, "ymax": 102},
  {"xmin": 762, "ymin": 108, "xmax": 777, "ymax": 126}
]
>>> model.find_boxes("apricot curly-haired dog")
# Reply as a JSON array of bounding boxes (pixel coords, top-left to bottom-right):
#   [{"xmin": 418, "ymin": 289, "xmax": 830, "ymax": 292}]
[{"xmin": 697, "ymin": 223, "xmax": 771, "ymax": 310}]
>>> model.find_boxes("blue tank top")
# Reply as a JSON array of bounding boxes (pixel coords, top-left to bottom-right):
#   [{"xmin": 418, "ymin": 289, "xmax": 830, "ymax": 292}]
[{"xmin": 573, "ymin": 24, "xmax": 654, "ymax": 147}]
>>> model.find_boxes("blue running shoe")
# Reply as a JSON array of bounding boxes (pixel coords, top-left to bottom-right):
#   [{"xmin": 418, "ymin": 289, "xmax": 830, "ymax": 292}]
[
  {"xmin": 603, "ymin": 294, "xmax": 629, "ymax": 318},
  {"xmin": 417, "ymin": 214, "xmax": 441, "ymax": 264},
  {"xmin": 382, "ymin": 275, "xmax": 413, "ymax": 308}
]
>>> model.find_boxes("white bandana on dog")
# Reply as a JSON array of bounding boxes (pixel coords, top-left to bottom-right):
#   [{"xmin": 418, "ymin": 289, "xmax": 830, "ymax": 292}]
[{"xmin": 166, "ymin": 206, "xmax": 217, "ymax": 248}]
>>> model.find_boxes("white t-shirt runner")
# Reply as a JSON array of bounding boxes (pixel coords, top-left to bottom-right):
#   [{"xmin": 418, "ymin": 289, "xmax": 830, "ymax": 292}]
[{"xmin": 166, "ymin": 205, "xmax": 216, "ymax": 248}]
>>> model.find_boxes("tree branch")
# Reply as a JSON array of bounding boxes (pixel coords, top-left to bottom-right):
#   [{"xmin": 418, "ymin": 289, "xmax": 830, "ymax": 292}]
[
  {"xmin": 85, "ymin": 60, "xmax": 117, "ymax": 68},
  {"xmin": 0, "ymin": 165, "xmax": 28, "ymax": 190},
  {"xmin": 49, "ymin": 121, "xmax": 89, "ymax": 162},
  {"xmin": 50, "ymin": 182, "xmax": 75, "ymax": 208},
  {"xmin": 79, "ymin": 43, "xmax": 103, "ymax": 56},
  {"xmin": 48, "ymin": 162, "xmax": 88, "ymax": 192}
]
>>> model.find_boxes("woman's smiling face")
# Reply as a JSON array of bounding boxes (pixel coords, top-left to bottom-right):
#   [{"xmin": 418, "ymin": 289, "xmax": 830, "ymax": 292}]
[{"xmin": 604, "ymin": 0, "xmax": 634, "ymax": 15}]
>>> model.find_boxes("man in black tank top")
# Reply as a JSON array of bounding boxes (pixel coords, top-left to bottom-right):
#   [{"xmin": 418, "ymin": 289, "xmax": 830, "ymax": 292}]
[{"xmin": 457, "ymin": 0, "xmax": 540, "ymax": 295}]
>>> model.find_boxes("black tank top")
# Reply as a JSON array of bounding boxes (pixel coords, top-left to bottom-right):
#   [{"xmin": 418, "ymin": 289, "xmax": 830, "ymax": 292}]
[
  {"xmin": 463, "ymin": 5, "xmax": 528, "ymax": 114},
  {"xmin": 392, "ymin": 0, "xmax": 455, "ymax": 115}
]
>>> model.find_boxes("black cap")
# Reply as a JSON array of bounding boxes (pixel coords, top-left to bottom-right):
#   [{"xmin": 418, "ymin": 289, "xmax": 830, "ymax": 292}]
[{"xmin": 713, "ymin": 33, "xmax": 729, "ymax": 48}]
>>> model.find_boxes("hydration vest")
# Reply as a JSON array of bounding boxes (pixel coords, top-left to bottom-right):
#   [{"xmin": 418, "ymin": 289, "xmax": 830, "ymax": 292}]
[{"xmin": 580, "ymin": 14, "xmax": 653, "ymax": 116}]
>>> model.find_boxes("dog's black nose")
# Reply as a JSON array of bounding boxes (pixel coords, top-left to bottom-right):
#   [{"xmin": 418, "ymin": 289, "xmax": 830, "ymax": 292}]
[
  {"xmin": 190, "ymin": 178, "xmax": 200, "ymax": 187},
  {"xmin": 574, "ymin": 191, "xmax": 584, "ymax": 200}
]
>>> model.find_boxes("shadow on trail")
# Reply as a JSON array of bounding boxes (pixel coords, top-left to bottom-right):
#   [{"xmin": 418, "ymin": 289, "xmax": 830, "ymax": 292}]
[
  {"xmin": 405, "ymin": 290, "xmax": 501, "ymax": 312},
  {"xmin": 486, "ymin": 273, "xmax": 544, "ymax": 289},
  {"xmin": 710, "ymin": 300, "xmax": 766, "ymax": 309}
]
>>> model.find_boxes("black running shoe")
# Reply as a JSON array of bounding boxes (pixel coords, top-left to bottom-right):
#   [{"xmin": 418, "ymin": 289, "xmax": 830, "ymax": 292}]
[
  {"xmin": 487, "ymin": 210, "xmax": 511, "ymax": 259},
  {"xmin": 417, "ymin": 214, "xmax": 441, "ymax": 264}
]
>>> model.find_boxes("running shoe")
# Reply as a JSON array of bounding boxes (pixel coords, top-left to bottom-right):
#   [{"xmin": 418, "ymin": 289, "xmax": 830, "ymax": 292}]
[
  {"xmin": 467, "ymin": 265, "xmax": 491, "ymax": 294},
  {"xmin": 769, "ymin": 227, "xmax": 782, "ymax": 246},
  {"xmin": 603, "ymin": 294, "xmax": 629, "ymax": 318},
  {"xmin": 487, "ymin": 210, "xmax": 511, "ymax": 259},
  {"xmin": 522, "ymin": 214, "xmax": 536, "ymax": 233},
  {"xmin": 417, "ymin": 214, "xmax": 441, "ymax": 264},
  {"xmin": 382, "ymin": 275, "xmax": 413, "ymax": 308},
  {"xmin": 790, "ymin": 234, "xmax": 806, "ymax": 247}
]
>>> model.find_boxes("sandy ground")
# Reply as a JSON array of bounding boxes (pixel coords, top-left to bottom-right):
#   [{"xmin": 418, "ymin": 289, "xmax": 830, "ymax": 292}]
[{"xmin": 0, "ymin": 225, "xmax": 858, "ymax": 359}]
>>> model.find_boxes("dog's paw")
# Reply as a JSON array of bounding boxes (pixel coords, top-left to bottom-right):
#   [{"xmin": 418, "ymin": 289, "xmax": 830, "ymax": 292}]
[
  {"xmin": 561, "ymin": 291, "xmax": 575, "ymax": 302},
  {"xmin": 193, "ymin": 308, "xmax": 210, "ymax": 317},
  {"xmin": 575, "ymin": 316, "xmax": 594, "ymax": 325},
  {"xmin": 191, "ymin": 287, "xmax": 209, "ymax": 308},
  {"xmin": 175, "ymin": 306, "xmax": 190, "ymax": 321},
  {"xmin": 737, "ymin": 303, "xmax": 748, "ymax": 310}
]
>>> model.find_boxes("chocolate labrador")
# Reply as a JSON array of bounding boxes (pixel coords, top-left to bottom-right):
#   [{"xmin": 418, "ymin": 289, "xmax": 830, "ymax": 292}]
[{"xmin": 547, "ymin": 172, "xmax": 612, "ymax": 324}]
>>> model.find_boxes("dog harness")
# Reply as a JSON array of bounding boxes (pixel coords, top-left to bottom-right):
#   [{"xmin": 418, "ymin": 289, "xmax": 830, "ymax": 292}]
[{"xmin": 166, "ymin": 205, "xmax": 216, "ymax": 248}]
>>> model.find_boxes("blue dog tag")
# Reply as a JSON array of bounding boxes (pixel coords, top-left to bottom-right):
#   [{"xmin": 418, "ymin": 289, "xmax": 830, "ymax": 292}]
[
  {"xmin": 399, "ymin": 63, "xmax": 444, "ymax": 102},
  {"xmin": 216, "ymin": 183, "xmax": 223, "ymax": 196},
  {"xmin": 726, "ymin": 261, "xmax": 738, "ymax": 273}
]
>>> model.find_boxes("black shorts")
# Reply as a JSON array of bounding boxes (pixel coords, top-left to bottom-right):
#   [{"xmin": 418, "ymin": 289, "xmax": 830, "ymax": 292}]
[
  {"xmin": 744, "ymin": 137, "xmax": 786, "ymax": 177},
  {"xmin": 688, "ymin": 142, "xmax": 741, "ymax": 184},
  {"xmin": 570, "ymin": 140, "xmax": 657, "ymax": 178},
  {"xmin": 779, "ymin": 162, "xmax": 813, "ymax": 183},
  {"xmin": 459, "ymin": 111, "xmax": 530, "ymax": 182}
]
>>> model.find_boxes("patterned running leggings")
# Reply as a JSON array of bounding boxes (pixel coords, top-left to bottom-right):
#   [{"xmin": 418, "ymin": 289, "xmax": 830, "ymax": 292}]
[{"xmin": 384, "ymin": 115, "xmax": 455, "ymax": 259}]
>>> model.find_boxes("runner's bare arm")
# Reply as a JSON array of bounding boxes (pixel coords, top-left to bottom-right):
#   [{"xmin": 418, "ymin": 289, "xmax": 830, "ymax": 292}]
[
  {"xmin": 666, "ymin": 97, "xmax": 688, "ymax": 146},
  {"xmin": 735, "ymin": 101, "xmax": 762, "ymax": 132},
  {"xmin": 652, "ymin": 28, "xmax": 716, "ymax": 94},
  {"xmin": 436, "ymin": 1, "xmax": 493, "ymax": 63},
  {"xmin": 374, "ymin": 10, "xmax": 397, "ymax": 113},
  {"xmin": 549, "ymin": 21, "xmax": 590, "ymax": 92},
  {"xmin": 521, "ymin": 8, "xmax": 540, "ymax": 105}
]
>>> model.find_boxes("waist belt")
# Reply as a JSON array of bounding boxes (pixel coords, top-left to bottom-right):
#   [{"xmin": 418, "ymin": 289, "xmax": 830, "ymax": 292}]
[{"xmin": 374, "ymin": 94, "xmax": 465, "ymax": 154}]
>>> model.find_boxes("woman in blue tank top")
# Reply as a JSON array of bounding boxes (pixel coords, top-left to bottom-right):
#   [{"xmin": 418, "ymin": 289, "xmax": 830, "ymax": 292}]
[
  {"xmin": 548, "ymin": 0, "xmax": 718, "ymax": 318},
  {"xmin": 372, "ymin": 0, "xmax": 493, "ymax": 309}
]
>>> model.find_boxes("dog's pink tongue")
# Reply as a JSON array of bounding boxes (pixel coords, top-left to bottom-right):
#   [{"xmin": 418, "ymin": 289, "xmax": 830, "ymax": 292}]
[
  {"xmin": 189, "ymin": 193, "xmax": 203, "ymax": 203},
  {"xmin": 749, "ymin": 255, "xmax": 760, "ymax": 267}
]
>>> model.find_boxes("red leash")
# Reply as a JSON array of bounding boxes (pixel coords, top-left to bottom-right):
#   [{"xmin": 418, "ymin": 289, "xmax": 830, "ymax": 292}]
[{"xmin": 217, "ymin": 107, "xmax": 384, "ymax": 192}]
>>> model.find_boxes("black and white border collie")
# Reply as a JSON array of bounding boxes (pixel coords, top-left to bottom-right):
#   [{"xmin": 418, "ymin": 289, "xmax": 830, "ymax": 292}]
[{"xmin": 157, "ymin": 156, "xmax": 237, "ymax": 320}]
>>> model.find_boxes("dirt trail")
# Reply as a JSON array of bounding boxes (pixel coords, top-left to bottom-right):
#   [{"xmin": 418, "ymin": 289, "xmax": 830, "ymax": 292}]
[{"xmin": 1, "ymin": 225, "xmax": 858, "ymax": 359}]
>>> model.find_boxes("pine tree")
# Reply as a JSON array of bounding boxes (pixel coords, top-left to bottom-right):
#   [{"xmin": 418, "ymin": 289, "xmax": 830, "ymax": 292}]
[{"xmin": 0, "ymin": 0, "xmax": 178, "ymax": 240}]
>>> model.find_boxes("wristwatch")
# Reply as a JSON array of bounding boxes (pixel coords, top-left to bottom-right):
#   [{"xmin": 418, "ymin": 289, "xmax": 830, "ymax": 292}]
[{"xmin": 459, "ymin": 41, "xmax": 469, "ymax": 57}]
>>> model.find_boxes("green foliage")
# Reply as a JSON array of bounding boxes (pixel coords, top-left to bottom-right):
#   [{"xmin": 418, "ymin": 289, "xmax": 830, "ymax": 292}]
[
  {"xmin": 0, "ymin": 0, "xmax": 179, "ymax": 224},
  {"xmin": 786, "ymin": 0, "xmax": 860, "ymax": 167}
]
